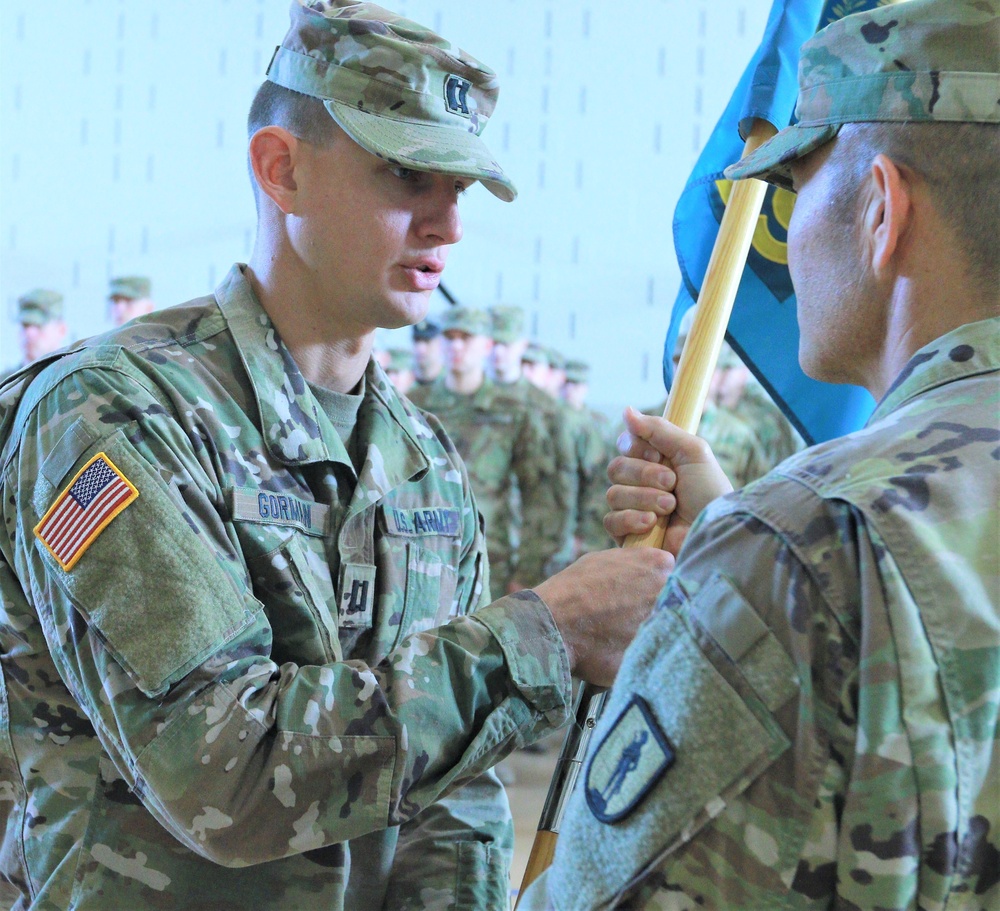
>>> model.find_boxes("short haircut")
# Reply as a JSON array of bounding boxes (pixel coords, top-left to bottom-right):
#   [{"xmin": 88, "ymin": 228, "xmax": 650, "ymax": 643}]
[
  {"xmin": 832, "ymin": 122, "xmax": 1000, "ymax": 292},
  {"xmin": 246, "ymin": 81, "xmax": 339, "ymax": 211}
]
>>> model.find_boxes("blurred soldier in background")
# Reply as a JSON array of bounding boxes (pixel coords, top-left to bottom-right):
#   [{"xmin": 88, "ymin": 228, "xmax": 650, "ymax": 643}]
[
  {"xmin": 411, "ymin": 317, "xmax": 443, "ymax": 386},
  {"xmin": 14, "ymin": 289, "xmax": 68, "ymax": 370},
  {"xmin": 489, "ymin": 304, "xmax": 530, "ymax": 384},
  {"xmin": 520, "ymin": 343, "xmax": 551, "ymax": 391},
  {"xmin": 108, "ymin": 275, "xmax": 156, "ymax": 327},
  {"xmin": 543, "ymin": 347, "xmax": 567, "ymax": 399},
  {"xmin": 562, "ymin": 359, "xmax": 614, "ymax": 555},
  {"xmin": 410, "ymin": 307, "xmax": 565, "ymax": 599},
  {"xmin": 383, "ymin": 347, "xmax": 415, "ymax": 394},
  {"xmin": 490, "ymin": 305, "xmax": 576, "ymax": 581}
]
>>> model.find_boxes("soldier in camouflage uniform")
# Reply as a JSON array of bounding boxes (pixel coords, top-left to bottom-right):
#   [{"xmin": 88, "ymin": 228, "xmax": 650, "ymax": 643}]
[
  {"xmin": 383, "ymin": 347, "xmax": 415, "ymax": 395},
  {"xmin": 489, "ymin": 306, "xmax": 576, "ymax": 581},
  {"xmin": 514, "ymin": 342, "xmax": 582, "ymax": 574},
  {"xmin": 107, "ymin": 275, "xmax": 156, "ymax": 327},
  {"xmin": 0, "ymin": 4, "xmax": 673, "ymax": 910},
  {"xmin": 412, "ymin": 317, "xmax": 444, "ymax": 387},
  {"xmin": 562, "ymin": 360, "xmax": 614, "ymax": 556},
  {"xmin": 409, "ymin": 308, "xmax": 566, "ymax": 600},
  {"xmin": 523, "ymin": 0, "xmax": 1000, "ymax": 907},
  {"xmin": 707, "ymin": 341, "xmax": 804, "ymax": 474},
  {"xmin": 9, "ymin": 290, "xmax": 69, "ymax": 373}
]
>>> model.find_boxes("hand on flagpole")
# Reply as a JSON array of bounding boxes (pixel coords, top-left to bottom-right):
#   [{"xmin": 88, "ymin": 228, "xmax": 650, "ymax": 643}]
[
  {"xmin": 605, "ymin": 406, "xmax": 733, "ymax": 555},
  {"xmin": 534, "ymin": 546, "xmax": 673, "ymax": 688}
]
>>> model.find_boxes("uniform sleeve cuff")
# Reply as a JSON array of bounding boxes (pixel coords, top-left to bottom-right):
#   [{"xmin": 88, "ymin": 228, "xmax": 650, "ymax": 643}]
[{"xmin": 472, "ymin": 591, "xmax": 573, "ymax": 728}]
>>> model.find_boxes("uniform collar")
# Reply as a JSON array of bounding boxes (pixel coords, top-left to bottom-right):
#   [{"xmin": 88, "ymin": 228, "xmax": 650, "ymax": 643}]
[
  {"xmin": 870, "ymin": 316, "xmax": 1000, "ymax": 424},
  {"xmin": 215, "ymin": 265, "xmax": 430, "ymax": 496}
]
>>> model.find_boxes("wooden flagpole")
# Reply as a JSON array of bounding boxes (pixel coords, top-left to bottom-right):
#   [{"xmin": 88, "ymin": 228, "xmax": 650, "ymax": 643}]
[{"xmin": 515, "ymin": 118, "xmax": 778, "ymax": 903}]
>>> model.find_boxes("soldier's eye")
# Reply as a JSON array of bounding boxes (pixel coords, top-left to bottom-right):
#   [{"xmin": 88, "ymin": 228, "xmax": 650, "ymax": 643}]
[{"xmin": 391, "ymin": 166, "xmax": 421, "ymax": 182}]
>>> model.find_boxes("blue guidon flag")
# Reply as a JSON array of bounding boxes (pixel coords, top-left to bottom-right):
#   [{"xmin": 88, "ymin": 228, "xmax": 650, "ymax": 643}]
[{"xmin": 34, "ymin": 453, "xmax": 139, "ymax": 571}]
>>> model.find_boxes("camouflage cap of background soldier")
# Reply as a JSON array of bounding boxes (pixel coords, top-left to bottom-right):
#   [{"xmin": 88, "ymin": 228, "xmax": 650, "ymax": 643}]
[
  {"xmin": 440, "ymin": 306, "xmax": 492, "ymax": 337},
  {"xmin": 726, "ymin": 0, "xmax": 1000, "ymax": 188},
  {"xmin": 384, "ymin": 347, "xmax": 413, "ymax": 372},
  {"xmin": 489, "ymin": 305, "xmax": 525, "ymax": 343},
  {"xmin": 266, "ymin": 1, "xmax": 517, "ymax": 201},
  {"xmin": 108, "ymin": 276, "xmax": 152, "ymax": 300},
  {"xmin": 545, "ymin": 347, "xmax": 566, "ymax": 372},
  {"xmin": 412, "ymin": 318, "xmax": 441, "ymax": 341},
  {"xmin": 521, "ymin": 344, "xmax": 547, "ymax": 365},
  {"xmin": 17, "ymin": 289, "xmax": 64, "ymax": 327},
  {"xmin": 564, "ymin": 359, "xmax": 590, "ymax": 384}
]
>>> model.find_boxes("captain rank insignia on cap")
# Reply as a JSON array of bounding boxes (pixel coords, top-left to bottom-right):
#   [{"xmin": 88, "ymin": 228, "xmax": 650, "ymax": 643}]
[
  {"xmin": 34, "ymin": 453, "xmax": 139, "ymax": 571},
  {"xmin": 585, "ymin": 695, "xmax": 676, "ymax": 824},
  {"xmin": 444, "ymin": 74, "xmax": 472, "ymax": 116}
]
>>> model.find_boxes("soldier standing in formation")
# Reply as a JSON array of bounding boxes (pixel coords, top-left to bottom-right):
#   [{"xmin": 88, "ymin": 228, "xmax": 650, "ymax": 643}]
[
  {"xmin": 410, "ymin": 317, "xmax": 444, "ymax": 387},
  {"xmin": 107, "ymin": 276, "xmax": 156, "ymax": 327},
  {"xmin": 0, "ymin": 3, "xmax": 672, "ymax": 908},
  {"xmin": 489, "ymin": 305, "xmax": 577, "ymax": 581},
  {"xmin": 523, "ymin": 0, "xmax": 999, "ymax": 906},
  {"xmin": 5, "ymin": 290, "xmax": 69, "ymax": 379},
  {"xmin": 409, "ymin": 307, "xmax": 567, "ymax": 599},
  {"xmin": 382, "ymin": 347, "xmax": 415, "ymax": 395},
  {"xmin": 561, "ymin": 359, "xmax": 615, "ymax": 556}
]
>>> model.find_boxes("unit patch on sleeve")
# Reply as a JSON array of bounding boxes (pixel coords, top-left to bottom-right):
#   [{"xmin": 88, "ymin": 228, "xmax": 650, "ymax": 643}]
[
  {"xmin": 585, "ymin": 695, "xmax": 676, "ymax": 824},
  {"xmin": 34, "ymin": 452, "xmax": 139, "ymax": 571}
]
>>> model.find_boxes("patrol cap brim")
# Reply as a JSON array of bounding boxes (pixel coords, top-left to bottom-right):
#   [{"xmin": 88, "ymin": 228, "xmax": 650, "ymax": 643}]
[
  {"xmin": 723, "ymin": 122, "xmax": 841, "ymax": 190},
  {"xmin": 323, "ymin": 99, "xmax": 517, "ymax": 202},
  {"xmin": 19, "ymin": 310, "xmax": 47, "ymax": 327}
]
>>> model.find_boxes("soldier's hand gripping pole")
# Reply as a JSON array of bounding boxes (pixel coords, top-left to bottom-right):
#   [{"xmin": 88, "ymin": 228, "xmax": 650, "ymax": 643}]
[{"xmin": 515, "ymin": 119, "xmax": 777, "ymax": 905}]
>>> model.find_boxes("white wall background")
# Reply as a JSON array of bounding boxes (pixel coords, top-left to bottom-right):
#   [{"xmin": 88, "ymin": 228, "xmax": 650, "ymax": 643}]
[{"xmin": 1, "ymin": 0, "xmax": 773, "ymax": 416}]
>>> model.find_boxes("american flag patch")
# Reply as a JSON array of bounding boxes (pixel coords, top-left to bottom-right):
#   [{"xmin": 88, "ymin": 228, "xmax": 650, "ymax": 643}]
[{"xmin": 34, "ymin": 453, "xmax": 139, "ymax": 571}]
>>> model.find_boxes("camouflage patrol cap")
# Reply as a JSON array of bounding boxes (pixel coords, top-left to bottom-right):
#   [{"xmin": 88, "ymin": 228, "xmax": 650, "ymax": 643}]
[
  {"xmin": 412, "ymin": 317, "xmax": 441, "ymax": 341},
  {"xmin": 440, "ymin": 306, "xmax": 492, "ymax": 337},
  {"xmin": 384, "ymin": 347, "xmax": 412, "ymax": 372},
  {"xmin": 267, "ymin": 1, "xmax": 516, "ymax": 201},
  {"xmin": 521, "ymin": 345, "xmax": 547, "ymax": 365},
  {"xmin": 546, "ymin": 348, "xmax": 566, "ymax": 371},
  {"xmin": 564, "ymin": 359, "xmax": 590, "ymax": 384},
  {"xmin": 726, "ymin": 0, "xmax": 1000, "ymax": 188},
  {"xmin": 17, "ymin": 289, "xmax": 64, "ymax": 326},
  {"xmin": 108, "ymin": 276, "xmax": 152, "ymax": 300},
  {"xmin": 489, "ymin": 305, "xmax": 525, "ymax": 343}
]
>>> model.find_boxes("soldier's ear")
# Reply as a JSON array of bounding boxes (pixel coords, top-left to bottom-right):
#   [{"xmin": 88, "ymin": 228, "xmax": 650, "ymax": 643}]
[
  {"xmin": 249, "ymin": 127, "xmax": 300, "ymax": 215},
  {"xmin": 866, "ymin": 153, "xmax": 913, "ymax": 279}
]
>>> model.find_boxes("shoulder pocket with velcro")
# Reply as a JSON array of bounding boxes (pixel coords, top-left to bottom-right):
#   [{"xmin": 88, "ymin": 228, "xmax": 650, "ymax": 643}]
[
  {"xmin": 546, "ymin": 572, "xmax": 799, "ymax": 911},
  {"xmin": 35, "ymin": 433, "xmax": 259, "ymax": 698}
]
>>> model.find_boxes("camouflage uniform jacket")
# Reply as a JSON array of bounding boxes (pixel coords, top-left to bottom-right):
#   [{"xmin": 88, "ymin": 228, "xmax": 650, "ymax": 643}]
[
  {"xmin": 736, "ymin": 379, "xmax": 805, "ymax": 468},
  {"xmin": 698, "ymin": 401, "xmax": 771, "ymax": 490},
  {"xmin": 494, "ymin": 378, "xmax": 576, "ymax": 580},
  {"xmin": 524, "ymin": 316, "xmax": 1000, "ymax": 910},
  {"xmin": 565, "ymin": 407, "xmax": 613, "ymax": 556},
  {"xmin": 0, "ymin": 265, "xmax": 574, "ymax": 911},
  {"xmin": 409, "ymin": 377, "xmax": 565, "ymax": 593}
]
